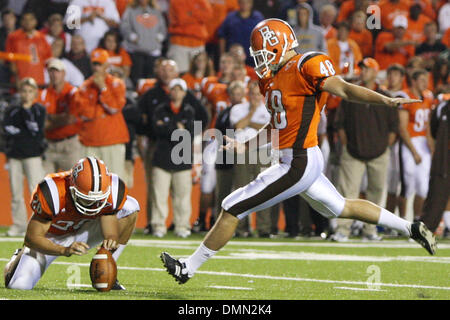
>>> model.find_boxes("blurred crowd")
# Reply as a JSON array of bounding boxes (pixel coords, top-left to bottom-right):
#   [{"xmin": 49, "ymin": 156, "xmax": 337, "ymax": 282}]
[{"xmin": 0, "ymin": 0, "xmax": 449, "ymax": 240}]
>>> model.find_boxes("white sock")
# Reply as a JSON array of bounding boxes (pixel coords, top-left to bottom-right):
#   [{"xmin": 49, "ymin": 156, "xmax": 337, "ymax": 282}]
[
  {"xmin": 378, "ymin": 208, "xmax": 411, "ymax": 236},
  {"xmin": 182, "ymin": 243, "xmax": 217, "ymax": 276},
  {"xmin": 112, "ymin": 244, "xmax": 126, "ymax": 262},
  {"xmin": 444, "ymin": 211, "xmax": 450, "ymax": 229}
]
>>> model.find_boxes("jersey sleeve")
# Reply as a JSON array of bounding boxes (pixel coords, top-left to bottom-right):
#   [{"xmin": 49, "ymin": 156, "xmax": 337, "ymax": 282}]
[
  {"xmin": 107, "ymin": 174, "xmax": 129, "ymax": 215},
  {"xmin": 30, "ymin": 181, "xmax": 55, "ymax": 221},
  {"xmin": 298, "ymin": 52, "xmax": 337, "ymax": 94}
]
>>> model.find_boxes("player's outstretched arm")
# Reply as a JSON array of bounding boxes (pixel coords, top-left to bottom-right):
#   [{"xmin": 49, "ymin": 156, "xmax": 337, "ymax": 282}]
[
  {"xmin": 25, "ymin": 215, "xmax": 89, "ymax": 256},
  {"xmin": 322, "ymin": 75, "xmax": 421, "ymax": 107}
]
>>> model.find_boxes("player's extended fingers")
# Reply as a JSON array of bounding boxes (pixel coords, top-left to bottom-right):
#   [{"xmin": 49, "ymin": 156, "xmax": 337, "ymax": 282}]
[{"xmin": 71, "ymin": 242, "xmax": 89, "ymax": 255}]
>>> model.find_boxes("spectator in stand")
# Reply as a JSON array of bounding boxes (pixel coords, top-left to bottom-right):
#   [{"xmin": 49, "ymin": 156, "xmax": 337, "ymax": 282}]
[
  {"xmin": 331, "ymin": 58, "xmax": 399, "ymax": 242},
  {"xmin": 98, "ymin": 30, "xmax": 132, "ymax": 81},
  {"xmin": 229, "ymin": 80, "xmax": 272, "ymax": 237},
  {"xmin": 167, "ymin": 0, "xmax": 212, "ymax": 74},
  {"xmin": 349, "ymin": 11, "xmax": 373, "ymax": 58},
  {"xmin": 77, "ymin": 48, "xmax": 129, "ymax": 180},
  {"xmin": 228, "ymin": 43, "xmax": 258, "ymax": 80},
  {"xmin": 404, "ymin": 56, "xmax": 426, "ymax": 88},
  {"xmin": 137, "ymin": 59, "xmax": 179, "ymax": 235},
  {"xmin": 182, "ymin": 51, "xmax": 215, "ymax": 100},
  {"xmin": 0, "ymin": 9, "xmax": 17, "ymax": 83},
  {"xmin": 109, "ymin": 65, "xmax": 142, "ymax": 189},
  {"xmin": 416, "ymin": 22, "xmax": 447, "ymax": 70},
  {"xmin": 120, "ymin": 0, "xmax": 167, "ymax": 85},
  {"xmin": 336, "ymin": 0, "xmax": 371, "ymax": 24},
  {"xmin": 374, "ymin": 15, "xmax": 415, "ymax": 71},
  {"xmin": 205, "ymin": 0, "xmax": 239, "ymax": 70},
  {"xmin": 319, "ymin": 4, "xmax": 338, "ymax": 40},
  {"xmin": 384, "ymin": 64, "xmax": 407, "ymax": 221},
  {"xmin": 218, "ymin": 0, "xmax": 264, "ymax": 67},
  {"xmin": 379, "ymin": 0, "xmax": 411, "ymax": 31},
  {"xmin": 406, "ymin": 3, "xmax": 431, "ymax": 44},
  {"xmin": 294, "ymin": 2, "xmax": 328, "ymax": 54},
  {"xmin": 47, "ymin": 38, "xmax": 84, "ymax": 87},
  {"xmin": 2, "ymin": 78, "xmax": 46, "ymax": 236},
  {"xmin": 137, "ymin": 59, "xmax": 209, "ymax": 235},
  {"xmin": 150, "ymin": 78, "xmax": 199, "ymax": 238},
  {"xmin": 6, "ymin": 12, "xmax": 52, "ymax": 86},
  {"xmin": 428, "ymin": 58, "xmax": 450, "ymax": 94},
  {"xmin": 327, "ymin": 21, "xmax": 362, "ymax": 77},
  {"xmin": 66, "ymin": 0, "xmax": 120, "ymax": 53},
  {"xmin": 41, "ymin": 13, "xmax": 71, "ymax": 53},
  {"xmin": 39, "ymin": 58, "xmax": 82, "ymax": 174},
  {"xmin": 201, "ymin": 53, "xmax": 237, "ymax": 105},
  {"xmin": 398, "ymin": 69, "xmax": 434, "ymax": 221},
  {"xmin": 135, "ymin": 57, "xmax": 165, "ymax": 97},
  {"xmin": 67, "ymin": 35, "xmax": 92, "ymax": 79},
  {"xmin": 0, "ymin": 9, "xmax": 17, "ymax": 51}
]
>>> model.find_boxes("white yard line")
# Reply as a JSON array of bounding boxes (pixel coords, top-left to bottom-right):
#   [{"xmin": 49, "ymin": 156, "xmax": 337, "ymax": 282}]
[
  {"xmin": 1, "ymin": 258, "xmax": 448, "ymax": 291},
  {"xmin": 208, "ymin": 285, "xmax": 253, "ymax": 291},
  {"xmin": 334, "ymin": 286, "xmax": 387, "ymax": 292}
]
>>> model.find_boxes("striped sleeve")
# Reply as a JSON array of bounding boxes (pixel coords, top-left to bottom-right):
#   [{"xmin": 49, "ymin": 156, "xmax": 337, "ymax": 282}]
[
  {"xmin": 110, "ymin": 174, "xmax": 128, "ymax": 213},
  {"xmin": 30, "ymin": 178, "xmax": 60, "ymax": 220}
]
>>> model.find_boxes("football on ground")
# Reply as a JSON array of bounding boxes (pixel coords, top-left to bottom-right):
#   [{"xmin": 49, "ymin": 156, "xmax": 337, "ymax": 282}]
[{"xmin": 89, "ymin": 247, "xmax": 117, "ymax": 292}]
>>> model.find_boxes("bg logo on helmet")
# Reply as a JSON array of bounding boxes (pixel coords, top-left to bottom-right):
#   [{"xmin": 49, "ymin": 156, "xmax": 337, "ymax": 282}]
[
  {"xmin": 72, "ymin": 162, "xmax": 84, "ymax": 179},
  {"xmin": 258, "ymin": 26, "xmax": 280, "ymax": 46}
]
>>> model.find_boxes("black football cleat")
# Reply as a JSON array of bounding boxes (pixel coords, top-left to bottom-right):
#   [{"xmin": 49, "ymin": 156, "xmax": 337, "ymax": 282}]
[
  {"xmin": 160, "ymin": 252, "xmax": 191, "ymax": 284},
  {"xmin": 410, "ymin": 222, "xmax": 437, "ymax": 255},
  {"xmin": 111, "ymin": 279, "xmax": 126, "ymax": 290}
]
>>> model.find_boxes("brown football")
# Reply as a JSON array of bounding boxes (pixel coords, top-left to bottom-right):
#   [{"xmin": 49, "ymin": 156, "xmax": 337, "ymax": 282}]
[{"xmin": 89, "ymin": 247, "xmax": 117, "ymax": 292}]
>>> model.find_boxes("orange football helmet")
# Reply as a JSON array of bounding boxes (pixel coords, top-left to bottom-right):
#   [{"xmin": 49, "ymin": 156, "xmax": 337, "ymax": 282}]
[
  {"xmin": 69, "ymin": 157, "xmax": 111, "ymax": 216},
  {"xmin": 249, "ymin": 18, "xmax": 298, "ymax": 78}
]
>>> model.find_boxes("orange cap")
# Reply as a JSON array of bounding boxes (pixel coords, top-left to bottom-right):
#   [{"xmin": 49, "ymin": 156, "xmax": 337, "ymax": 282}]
[
  {"xmin": 91, "ymin": 48, "xmax": 109, "ymax": 64},
  {"xmin": 358, "ymin": 58, "xmax": 379, "ymax": 72}
]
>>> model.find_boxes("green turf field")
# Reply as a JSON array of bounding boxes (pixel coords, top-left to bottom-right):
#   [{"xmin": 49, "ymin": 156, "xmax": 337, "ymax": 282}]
[{"xmin": 0, "ymin": 227, "xmax": 449, "ymax": 301}]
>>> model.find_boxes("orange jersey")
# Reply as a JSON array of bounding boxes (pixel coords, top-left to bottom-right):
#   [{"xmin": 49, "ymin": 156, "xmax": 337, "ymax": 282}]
[
  {"xmin": 77, "ymin": 74, "xmax": 129, "ymax": 146},
  {"xmin": 401, "ymin": 88, "xmax": 434, "ymax": 138},
  {"xmin": 38, "ymin": 82, "xmax": 82, "ymax": 140},
  {"xmin": 30, "ymin": 171, "xmax": 128, "ymax": 236},
  {"xmin": 182, "ymin": 72, "xmax": 203, "ymax": 99},
  {"xmin": 259, "ymin": 52, "xmax": 335, "ymax": 151},
  {"xmin": 5, "ymin": 29, "xmax": 52, "ymax": 85},
  {"xmin": 137, "ymin": 78, "xmax": 157, "ymax": 96},
  {"xmin": 201, "ymin": 76, "xmax": 220, "ymax": 100},
  {"xmin": 106, "ymin": 47, "xmax": 132, "ymax": 67}
]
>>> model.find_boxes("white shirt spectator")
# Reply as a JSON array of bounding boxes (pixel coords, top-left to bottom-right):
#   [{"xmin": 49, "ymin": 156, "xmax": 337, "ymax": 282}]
[
  {"xmin": 66, "ymin": 0, "xmax": 120, "ymax": 53},
  {"xmin": 438, "ymin": 3, "xmax": 450, "ymax": 32},
  {"xmin": 229, "ymin": 101, "xmax": 271, "ymax": 143}
]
